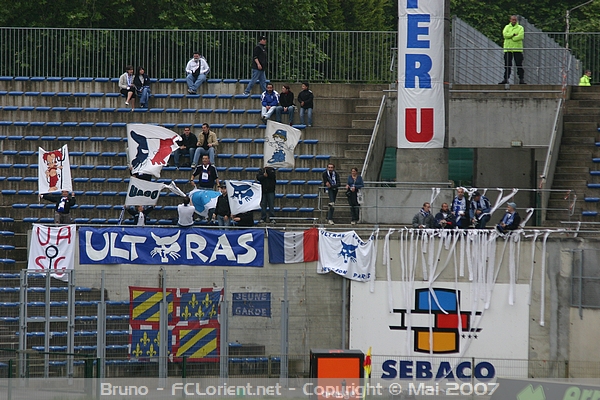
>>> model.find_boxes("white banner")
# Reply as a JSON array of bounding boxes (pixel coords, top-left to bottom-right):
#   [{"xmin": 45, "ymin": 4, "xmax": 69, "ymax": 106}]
[
  {"xmin": 38, "ymin": 145, "xmax": 72, "ymax": 194},
  {"xmin": 28, "ymin": 224, "xmax": 76, "ymax": 281},
  {"xmin": 317, "ymin": 229, "xmax": 377, "ymax": 282},
  {"xmin": 127, "ymin": 123, "xmax": 179, "ymax": 177},
  {"xmin": 226, "ymin": 180, "xmax": 262, "ymax": 215},
  {"xmin": 264, "ymin": 121, "xmax": 301, "ymax": 168},
  {"xmin": 397, "ymin": 0, "xmax": 445, "ymax": 148},
  {"xmin": 125, "ymin": 177, "xmax": 185, "ymax": 206}
]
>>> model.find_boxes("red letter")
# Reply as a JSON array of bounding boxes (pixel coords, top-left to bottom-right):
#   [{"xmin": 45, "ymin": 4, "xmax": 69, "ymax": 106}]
[
  {"xmin": 56, "ymin": 226, "xmax": 72, "ymax": 245},
  {"xmin": 36, "ymin": 226, "xmax": 51, "ymax": 246},
  {"xmin": 405, "ymin": 108, "xmax": 434, "ymax": 142}
]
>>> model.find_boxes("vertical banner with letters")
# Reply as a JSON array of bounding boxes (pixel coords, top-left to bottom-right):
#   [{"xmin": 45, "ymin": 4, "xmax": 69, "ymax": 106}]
[{"xmin": 397, "ymin": 0, "xmax": 445, "ymax": 148}]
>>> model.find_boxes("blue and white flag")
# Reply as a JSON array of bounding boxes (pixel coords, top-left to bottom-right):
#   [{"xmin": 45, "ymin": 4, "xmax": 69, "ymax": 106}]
[
  {"xmin": 125, "ymin": 177, "xmax": 186, "ymax": 206},
  {"xmin": 226, "ymin": 180, "xmax": 262, "ymax": 215},
  {"xmin": 127, "ymin": 123, "xmax": 180, "ymax": 178},
  {"xmin": 190, "ymin": 188, "xmax": 220, "ymax": 217},
  {"xmin": 317, "ymin": 229, "xmax": 378, "ymax": 282},
  {"xmin": 264, "ymin": 120, "xmax": 301, "ymax": 168}
]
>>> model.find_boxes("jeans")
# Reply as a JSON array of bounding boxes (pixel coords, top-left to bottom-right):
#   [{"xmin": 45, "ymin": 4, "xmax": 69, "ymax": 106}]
[
  {"xmin": 217, "ymin": 215, "xmax": 231, "ymax": 228},
  {"xmin": 326, "ymin": 188, "xmax": 338, "ymax": 220},
  {"xmin": 186, "ymin": 73, "xmax": 207, "ymax": 93},
  {"xmin": 347, "ymin": 190, "xmax": 360, "ymax": 222},
  {"xmin": 244, "ymin": 68, "xmax": 266, "ymax": 94},
  {"xmin": 261, "ymin": 106, "xmax": 277, "ymax": 120},
  {"xmin": 192, "ymin": 147, "xmax": 215, "ymax": 165},
  {"xmin": 275, "ymin": 105, "xmax": 295, "ymax": 124},
  {"xmin": 260, "ymin": 191, "xmax": 275, "ymax": 221},
  {"xmin": 173, "ymin": 147, "xmax": 195, "ymax": 166},
  {"xmin": 299, "ymin": 107, "xmax": 313, "ymax": 126},
  {"xmin": 474, "ymin": 214, "xmax": 491, "ymax": 229},
  {"xmin": 137, "ymin": 86, "xmax": 151, "ymax": 107}
]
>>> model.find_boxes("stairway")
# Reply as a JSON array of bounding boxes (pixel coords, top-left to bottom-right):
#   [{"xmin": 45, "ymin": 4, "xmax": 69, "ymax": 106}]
[{"xmin": 547, "ymin": 86, "xmax": 600, "ymax": 223}]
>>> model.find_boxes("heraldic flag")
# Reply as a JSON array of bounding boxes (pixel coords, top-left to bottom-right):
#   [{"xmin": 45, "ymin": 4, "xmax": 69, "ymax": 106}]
[
  {"xmin": 226, "ymin": 180, "xmax": 262, "ymax": 215},
  {"xmin": 264, "ymin": 120, "xmax": 301, "ymax": 169},
  {"xmin": 268, "ymin": 228, "xmax": 319, "ymax": 264},
  {"xmin": 38, "ymin": 145, "xmax": 72, "ymax": 194},
  {"xmin": 127, "ymin": 123, "xmax": 179, "ymax": 178}
]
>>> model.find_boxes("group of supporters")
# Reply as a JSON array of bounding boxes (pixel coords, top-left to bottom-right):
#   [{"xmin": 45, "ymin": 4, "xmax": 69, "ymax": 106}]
[{"xmin": 412, "ymin": 188, "xmax": 521, "ymax": 233}]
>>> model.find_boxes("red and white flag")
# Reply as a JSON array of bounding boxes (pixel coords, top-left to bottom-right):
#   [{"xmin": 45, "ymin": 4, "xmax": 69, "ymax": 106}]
[
  {"xmin": 38, "ymin": 145, "xmax": 72, "ymax": 194},
  {"xmin": 127, "ymin": 124, "xmax": 179, "ymax": 177}
]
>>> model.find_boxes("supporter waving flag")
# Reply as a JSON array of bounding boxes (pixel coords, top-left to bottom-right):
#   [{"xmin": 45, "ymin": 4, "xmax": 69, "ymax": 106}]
[
  {"xmin": 38, "ymin": 145, "xmax": 72, "ymax": 194},
  {"xmin": 127, "ymin": 123, "xmax": 179, "ymax": 177}
]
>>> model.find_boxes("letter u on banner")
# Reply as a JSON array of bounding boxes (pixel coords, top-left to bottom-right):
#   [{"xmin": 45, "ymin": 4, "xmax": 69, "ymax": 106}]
[{"xmin": 405, "ymin": 108, "xmax": 434, "ymax": 142}]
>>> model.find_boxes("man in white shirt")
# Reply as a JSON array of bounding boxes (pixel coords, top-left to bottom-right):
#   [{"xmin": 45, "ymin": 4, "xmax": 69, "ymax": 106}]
[
  {"xmin": 185, "ymin": 52, "xmax": 210, "ymax": 94},
  {"xmin": 178, "ymin": 196, "xmax": 195, "ymax": 227}
]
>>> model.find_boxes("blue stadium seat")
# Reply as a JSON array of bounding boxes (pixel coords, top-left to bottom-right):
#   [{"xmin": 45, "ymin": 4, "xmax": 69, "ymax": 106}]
[
  {"xmin": 153, "ymin": 94, "xmax": 168, "ymax": 98},
  {"xmin": 46, "ymin": 122, "xmax": 61, "ymax": 127},
  {"xmin": 307, "ymin": 180, "xmax": 322, "ymax": 185},
  {"xmin": 90, "ymin": 92, "xmax": 104, "ymax": 97},
  {"xmin": 249, "ymin": 154, "xmax": 263, "ymax": 159},
  {"xmin": 583, "ymin": 211, "xmax": 598, "ymax": 217},
  {"xmin": 9, "ymin": 91, "xmax": 24, "ymax": 96},
  {"xmin": 242, "ymin": 124, "xmax": 258, "ymax": 129},
  {"xmin": 290, "ymin": 180, "xmax": 306, "ymax": 185},
  {"xmin": 198, "ymin": 109, "xmax": 213, "ymax": 114},
  {"xmin": 237, "ymin": 138, "xmax": 252, "ymax": 143},
  {"xmin": 223, "ymin": 79, "xmax": 238, "ymax": 84},
  {"xmin": 247, "ymin": 109, "xmax": 261, "ymax": 114},
  {"xmin": 303, "ymin": 194, "xmax": 319, "ymax": 199},
  {"xmin": 73, "ymin": 93, "xmax": 87, "ymax": 97},
  {"xmin": 84, "ymin": 108, "xmax": 99, "ymax": 112},
  {"xmin": 585, "ymin": 197, "xmax": 600, "ymax": 202},
  {"xmin": 202, "ymin": 94, "xmax": 217, "ymax": 99},
  {"xmin": 226, "ymin": 124, "xmax": 241, "ymax": 129}
]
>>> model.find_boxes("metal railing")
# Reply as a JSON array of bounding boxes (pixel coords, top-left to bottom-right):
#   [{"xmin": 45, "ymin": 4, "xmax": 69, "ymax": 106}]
[
  {"xmin": 0, "ymin": 28, "xmax": 396, "ymax": 82},
  {"xmin": 2, "ymin": 26, "xmax": 599, "ymax": 84}
]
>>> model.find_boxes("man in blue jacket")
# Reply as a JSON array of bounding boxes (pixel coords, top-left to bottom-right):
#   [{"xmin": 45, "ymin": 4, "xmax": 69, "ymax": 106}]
[{"xmin": 261, "ymin": 83, "xmax": 279, "ymax": 123}]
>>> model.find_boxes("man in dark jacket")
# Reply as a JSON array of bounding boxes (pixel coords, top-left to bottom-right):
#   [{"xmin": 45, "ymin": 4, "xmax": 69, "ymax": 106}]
[
  {"xmin": 213, "ymin": 183, "xmax": 231, "ymax": 228},
  {"xmin": 496, "ymin": 202, "xmax": 521, "ymax": 233},
  {"xmin": 243, "ymin": 35, "xmax": 268, "ymax": 95},
  {"xmin": 322, "ymin": 163, "xmax": 340, "ymax": 225},
  {"xmin": 275, "ymin": 84, "xmax": 295, "ymax": 125},
  {"xmin": 173, "ymin": 127, "xmax": 197, "ymax": 168},
  {"xmin": 41, "ymin": 191, "xmax": 76, "ymax": 224},
  {"xmin": 257, "ymin": 166, "xmax": 276, "ymax": 223},
  {"xmin": 127, "ymin": 205, "xmax": 154, "ymax": 226},
  {"xmin": 297, "ymin": 82, "xmax": 314, "ymax": 126}
]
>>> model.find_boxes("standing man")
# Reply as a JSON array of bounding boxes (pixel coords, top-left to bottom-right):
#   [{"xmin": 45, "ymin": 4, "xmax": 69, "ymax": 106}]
[
  {"xmin": 257, "ymin": 166, "xmax": 276, "ymax": 223},
  {"xmin": 185, "ymin": 52, "xmax": 210, "ymax": 94},
  {"xmin": 41, "ymin": 190, "xmax": 76, "ymax": 224},
  {"xmin": 190, "ymin": 155, "xmax": 219, "ymax": 190},
  {"xmin": 499, "ymin": 15, "xmax": 525, "ymax": 85},
  {"xmin": 191, "ymin": 123, "xmax": 218, "ymax": 167},
  {"xmin": 173, "ymin": 127, "xmax": 197, "ymax": 168},
  {"xmin": 128, "ymin": 205, "xmax": 153, "ymax": 226},
  {"xmin": 470, "ymin": 191, "xmax": 492, "ymax": 228},
  {"xmin": 452, "ymin": 187, "xmax": 468, "ymax": 229},
  {"xmin": 297, "ymin": 82, "xmax": 314, "ymax": 127},
  {"xmin": 213, "ymin": 183, "xmax": 232, "ymax": 228},
  {"xmin": 275, "ymin": 85, "xmax": 295, "ymax": 125},
  {"xmin": 243, "ymin": 35, "xmax": 267, "ymax": 95},
  {"xmin": 412, "ymin": 202, "xmax": 434, "ymax": 229},
  {"xmin": 322, "ymin": 163, "xmax": 341, "ymax": 225},
  {"xmin": 261, "ymin": 83, "xmax": 279, "ymax": 123},
  {"xmin": 177, "ymin": 196, "xmax": 195, "ymax": 227}
]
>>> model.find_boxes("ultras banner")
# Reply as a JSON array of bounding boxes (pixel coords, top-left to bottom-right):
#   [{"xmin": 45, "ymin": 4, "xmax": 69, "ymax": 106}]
[
  {"xmin": 79, "ymin": 227, "xmax": 264, "ymax": 267},
  {"xmin": 397, "ymin": 0, "xmax": 445, "ymax": 148}
]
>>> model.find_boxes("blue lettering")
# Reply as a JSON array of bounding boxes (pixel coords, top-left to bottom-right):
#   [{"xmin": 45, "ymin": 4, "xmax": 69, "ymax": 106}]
[
  {"xmin": 456, "ymin": 361, "xmax": 471, "ymax": 381},
  {"xmin": 474, "ymin": 362, "xmax": 495, "ymax": 381},
  {"xmin": 416, "ymin": 361, "xmax": 432, "ymax": 379},
  {"xmin": 381, "ymin": 360, "xmax": 397, "ymax": 379},
  {"xmin": 407, "ymin": 14, "xmax": 430, "ymax": 48},
  {"xmin": 407, "ymin": 0, "xmax": 418, "ymax": 8},
  {"xmin": 436, "ymin": 361, "xmax": 454, "ymax": 379},
  {"xmin": 399, "ymin": 360, "xmax": 413, "ymax": 379},
  {"xmin": 405, "ymin": 54, "xmax": 432, "ymax": 88}
]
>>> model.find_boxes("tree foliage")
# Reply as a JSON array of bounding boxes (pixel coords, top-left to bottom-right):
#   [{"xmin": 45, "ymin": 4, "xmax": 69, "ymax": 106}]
[{"xmin": 0, "ymin": 0, "xmax": 396, "ymax": 31}]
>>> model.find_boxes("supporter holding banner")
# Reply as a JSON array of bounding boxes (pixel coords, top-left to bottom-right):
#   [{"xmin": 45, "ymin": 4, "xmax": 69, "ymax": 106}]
[
  {"xmin": 127, "ymin": 123, "xmax": 180, "ymax": 177},
  {"xmin": 264, "ymin": 120, "xmax": 301, "ymax": 168},
  {"xmin": 317, "ymin": 229, "xmax": 378, "ymax": 282},
  {"xmin": 38, "ymin": 145, "xmax": 72, "ymax": 194},
  {"xmin": 125, "ymin": 177, "xmax": 186, "ymax": 206},
  {"xmin": 28, "ymin": 224, "xmax": 76, "ymax": 281},
  {"xmin": 79, "ymin": 227, "xmax": 264, "ymax": 266},
  {"xmin": 226, "ymin": 180, "xmax": 262, "ymax": 215}
]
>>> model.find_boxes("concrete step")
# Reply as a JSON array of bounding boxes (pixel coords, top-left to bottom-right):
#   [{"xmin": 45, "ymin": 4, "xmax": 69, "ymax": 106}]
[
  {"xmin": 560, "ymin": 136, "xmax": 596, "ymax": 145},
  {"xmin": 563, "ymin": 115, "xmax": 600, "ymax": 123},
  {"xmin": 347, "ymin": 134, "xmax": 371, "ymax": 144},
  {"xmin": 352, "ymin": 120, "xmax": 375, "ymax": 129},
  {"xmin": 570, "ymin": 92, "xmax": 600, "ymax": 100},
  {"xmin": 561, "ymin": 128, "xmax": 599, "ymax": 138},
  {"xmin": 355, "ymin": 105, "xmax": 381, "ymax": 113},
  {"xmin": 564, "ymin": 122, "xmax": 598, "ymax": 131},
  {"xmin": 553, "ymin": 166, "xmax": 589, "ymax": 174},
  {"xmin": 344, "ymin": 149, "xmax": 367, "ymax": 159},
  {"xmin": 359, "ymin": 91, "xmax": 385, "ymax": 99}
]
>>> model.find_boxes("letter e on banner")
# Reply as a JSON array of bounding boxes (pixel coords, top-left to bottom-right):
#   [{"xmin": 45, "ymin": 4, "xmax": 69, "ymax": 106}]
[{"xmin": 398, "ymin": 0, "xmax": 445, "ymax": 148}]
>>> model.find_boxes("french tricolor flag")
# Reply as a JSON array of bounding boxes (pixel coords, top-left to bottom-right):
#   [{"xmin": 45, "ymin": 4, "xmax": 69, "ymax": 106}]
[{"xmin": 268, "ymin": 228, "xmax": 319, "ymax": 264}]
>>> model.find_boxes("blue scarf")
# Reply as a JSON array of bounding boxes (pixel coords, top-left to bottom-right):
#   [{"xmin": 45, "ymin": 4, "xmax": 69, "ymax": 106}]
[
  {"xmin": 501, "ymin": 211, "xmax": 515, "ymax": 226},
  {"xmin": 420, "ymin": 209, "xmax": 430, "ymax": 218}
]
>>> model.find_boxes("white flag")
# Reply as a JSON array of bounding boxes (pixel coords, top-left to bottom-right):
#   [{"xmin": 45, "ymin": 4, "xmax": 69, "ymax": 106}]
[
  {"xmin": 127, "ymin": 123, "xmax": 179, "ymax": 177},
  {"xmin": 125, "ymin": 177, "xmax": 168, "ymax": 206},
  {"xmin": 38, "ymin": 145, "xmax": 72, "ymax": 194},
  {"xmin": 317, "ymin": 229, "xmax": 377, "ymax": 282},
  {"xmin": 226, "ymin": 180, "xmax": 262, "ymax": 215},
  {"xmin": 264, "ymin": 120, "xmax": 301, "ymax": 168},
  {"xmin": 28, "ymin": 224, "xmax": 76, "ymax": 282}
]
